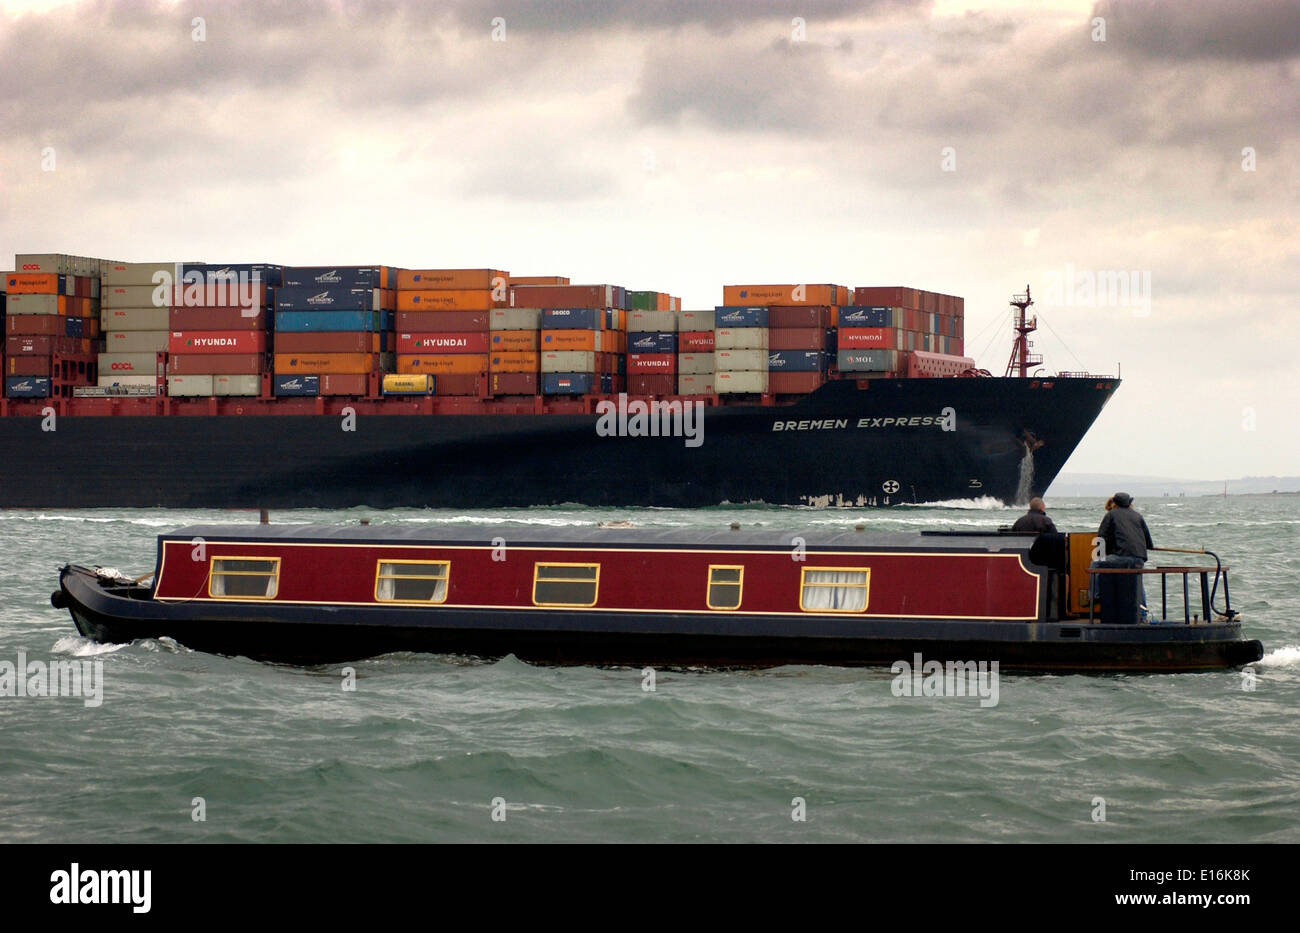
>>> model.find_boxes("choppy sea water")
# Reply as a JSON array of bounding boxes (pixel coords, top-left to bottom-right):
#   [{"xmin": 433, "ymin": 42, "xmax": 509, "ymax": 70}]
[{"xmin": 1, "ymin": 495, "xmax": 1296, "ymax": 843}]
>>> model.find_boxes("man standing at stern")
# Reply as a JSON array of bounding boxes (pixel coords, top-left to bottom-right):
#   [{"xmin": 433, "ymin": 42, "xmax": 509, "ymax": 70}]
[{"xmin": 1012, "ymin": 497, "xmax": 1058, "ymax": 534}]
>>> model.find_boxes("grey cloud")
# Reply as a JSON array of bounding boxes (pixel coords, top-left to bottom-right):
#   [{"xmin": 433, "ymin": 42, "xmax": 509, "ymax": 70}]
[{"xmin": 1096, "ymin": 0, "xmax": 1300, "ymax": 62}]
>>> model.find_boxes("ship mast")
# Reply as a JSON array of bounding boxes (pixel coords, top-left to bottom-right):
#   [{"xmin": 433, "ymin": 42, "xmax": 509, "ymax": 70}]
[{"xmin": 1004, "ymin": 284, "xmax": 1042, "ymax": 378}]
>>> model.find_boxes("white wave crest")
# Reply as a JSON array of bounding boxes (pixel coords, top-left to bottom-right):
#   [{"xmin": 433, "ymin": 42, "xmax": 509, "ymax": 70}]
[
  {"xmin": 1256, "ymin": 645, "xmax": 1300, "ymax": 668},
  {"xmin": 51, "ymin": 635, "xmax": 125, "ymax": 657},
  {"xmin": 900, "ymin": 496, "xmax": 1013, "ymax": 510}
]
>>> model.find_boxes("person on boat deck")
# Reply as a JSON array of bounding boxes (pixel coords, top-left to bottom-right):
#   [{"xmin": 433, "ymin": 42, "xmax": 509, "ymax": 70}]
[
  {"xmin": 1094, "ymin": 492, "xmax": 1155, "ymax": 617},
  {"xmin": 1011, "ymin": 497, "xmax": 1057, "ymax": 534}
]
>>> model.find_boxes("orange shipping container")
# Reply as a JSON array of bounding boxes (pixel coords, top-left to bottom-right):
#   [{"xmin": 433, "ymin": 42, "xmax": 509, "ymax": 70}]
[
  {"xmin": 5, "ymin": 273, "xmax": 62, "ymax": 294},
  {"xmin": 540, "ymin": 329, "xmax": 602, "ymax": 351},
  {"xmin": 490, "ymin": 351, "xmax": 539, "ymax": 373},
  {"xmin": 508, "ymin": 276, "xmax": 570, "ymax": 286},
  {"xmin": 722, "ymin": 284, "xmax": 841, "ymax": 306},
  {"xmin": 397, "ymin": 354, "xmax": 489, "ymax": 375},
  {"xmin": 397, "ymin": 269, "xmax": 507, "ymax": 291},
  {"xmin": 490, "ymin": 330, "xmax": 540, "ymax": 351},
  {"xmin": 273, "ymin": 353, "xmax": 379, "ymax": 374},
  {"xmin": 396, "ymin": 289, "xmax": 501, "ymax": 312}
]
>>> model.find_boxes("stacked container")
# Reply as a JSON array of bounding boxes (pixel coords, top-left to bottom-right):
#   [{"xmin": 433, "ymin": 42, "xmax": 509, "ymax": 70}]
[
  {"xmin": 5, "ymin": 254, "xmax": 103, "ymax": 398},
  {"xmin": 711, "ymin": 306, "xmax": 770, "ymax": 395},
  {"xmin": 489, "ymin": 307, "xmax": 542, "ymax": 396},
  {"xmin": 625, "ymin": 309, "xmax": 677, "ymax": 395},
  {"xmin": 539, "ymin": 307, "xmax": 606, "ymax": 396},
  {"xmin": 675, "ymin": 309, "xmax": 715, "ymax": 396},
  {"xmin": 767, "ymin": 304, "xmax": 830, "ymax": 394},
  {"xmin": 98, "ymin": 262, "xmax": 178, "ymax": 391},
  {"xmin": 166, "ymin": 264, "xmax": 279, "ymax": 397},
  {"xmin": 274, "ymin": 265, "xmax": 390, "ymax": 396},
  {"xmin": 395, "ymin": 269, "xmax": 505, "ymax": 395}
]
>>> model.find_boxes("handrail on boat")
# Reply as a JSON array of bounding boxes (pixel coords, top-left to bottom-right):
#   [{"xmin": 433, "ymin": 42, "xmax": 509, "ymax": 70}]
[{"xmin": 1086, "ymin": 558, "xmax": 1234, "ymax": 626}]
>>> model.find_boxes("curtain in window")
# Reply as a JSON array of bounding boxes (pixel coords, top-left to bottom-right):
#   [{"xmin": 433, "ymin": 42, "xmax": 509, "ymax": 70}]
[{"xmin": 801, "ymin": 570, "xmax": 868, "ymax": 611}]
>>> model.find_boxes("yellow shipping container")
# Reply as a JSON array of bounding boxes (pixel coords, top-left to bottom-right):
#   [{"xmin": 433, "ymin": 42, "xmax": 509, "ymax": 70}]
[{"xmin": 382, "ymin": 373, "xmax": 434, "ymax": 394}]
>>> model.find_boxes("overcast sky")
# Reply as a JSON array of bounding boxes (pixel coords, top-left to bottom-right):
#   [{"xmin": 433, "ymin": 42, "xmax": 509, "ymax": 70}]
[{"xmin": 1, "ymin": 0, "xmax": 1296, "ymax": 480}]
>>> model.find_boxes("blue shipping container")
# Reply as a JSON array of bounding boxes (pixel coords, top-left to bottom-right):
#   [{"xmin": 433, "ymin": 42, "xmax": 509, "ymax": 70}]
[
  {"xmin": 5, "ymin": 376, "xmax": 51, "ymax": 398},
  {"xmin": 273, "ymin": 374, "xmax": 320, "ymax": 396},
  {"xmin": 627, "ymin": 332, "xmax": 678, "ymax": 354},
  {"xmin": 713, "ymin": 306, "xmax": 770, "ymax": 328},
  {"xmin": 281, "ymin": 266, "xmax": 388, "ymax": 289},
  {"xmin": 275, "ymin": 310, "xmax": 380, "ymax": 333},
  {"xmin": 275, "ymin": 285, "xmax": 378, "ymax": 312},
  {"xmin": 542, "ymin": 308, "xmax": 602, "ymax": 330},
  {"xmin": 542, "ymin": 372, "xmax": 595, "ymax": 395},
  {"xmin": 65, "ymin": 317, "xmax": 83, "ymax": 337},
  {"xmin": 181, "ymin": 263, "xmax": 283, "ymax": 287},
  {"xmin": 837, "ymin": 306, "xmax": 894, "ymax": 328},
  {"xmin": 768, "ymin": 351, "xmax": 825, "ymax": 372}
]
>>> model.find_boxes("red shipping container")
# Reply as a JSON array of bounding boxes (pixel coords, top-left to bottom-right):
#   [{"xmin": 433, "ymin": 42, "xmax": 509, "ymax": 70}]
[
  {"xmin": 509, "ymin": 284, "xmax": 616, "ymax": 309},
  {"xmin": 319, "ymin": 374, "xmax": 369, "ymax": 396},
  {"xmin": 769, "ymin": 371, "xmax": 825, "ymax": 394},
  {"xmin": 274, "ymin": 332, "xmax": 381, "ymax": 354},
  {"xmin": 397, "ymin": 332, "xmax": 490, "ymax": 354},
  {"xmin": 6, "ymin": 355, "xmax": 51, "ymax": 376},
  {"xmin": 489, "ymin": 372, "xmax": 539, "ymax": 395},
  {"xmin": 169, "ymin": 307, "xmax": 267, "ymax": 330},
  {"xmin": 167, "ymin": 353, "xmax": 263, "ymax": 375},
  {"xmin": 6, "ymin": 315, "xmax": 66, "ymax": 336},
  {"xmin": 169, "ymin": 331, "xmax": 267, "ymax": 355},
  {"xmin": 838, "ymin": 328, "xmax": 892, "ymax": 350},
  {"xmin": 395, "ymin": 310, "xmax": 490, "ymax": 332},
  {"xmin": 768, "ymin": 306, "xmax": 829, "ymax": 328},
  {"xmin": 627, "ymin": 353, "xmax": 676, "ymax": 374},
  {"xmin": 627, "ymin": 373, "xmax": 676, "ymax": 395},
  {"xmin": 769, "ymin": 328, "xmax": 826, "ymax": 351},
  {"xmin": 678, "ymin": 331, "xmax": 715, "ymax": 352},
  {"xmin": 434, "ymin": 373, "xmax": 484, "ymax": 396},
  {"xmin": 6, "ymin": 335, "xmax": 80, "ymax": 355}
]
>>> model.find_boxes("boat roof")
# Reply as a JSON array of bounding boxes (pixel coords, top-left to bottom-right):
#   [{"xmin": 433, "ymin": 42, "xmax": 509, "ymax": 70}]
[{"xmin": 162, "ymin": 523, "xmax": 1033, "ymax": 553}]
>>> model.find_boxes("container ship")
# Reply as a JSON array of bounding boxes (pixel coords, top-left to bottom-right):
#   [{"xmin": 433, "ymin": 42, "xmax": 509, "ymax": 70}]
[{"xmin": 0, "ymin": 253, "xmax": 1118, "ymax": 509}]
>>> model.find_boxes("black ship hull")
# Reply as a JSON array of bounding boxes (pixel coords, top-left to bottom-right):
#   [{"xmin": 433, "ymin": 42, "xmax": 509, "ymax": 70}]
[{"xmin": 3, "ymin": 376, "xmax": 1117, "ymax": 509}]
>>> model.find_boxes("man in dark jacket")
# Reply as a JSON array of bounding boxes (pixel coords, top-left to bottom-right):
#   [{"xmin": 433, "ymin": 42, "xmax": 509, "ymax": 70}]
[
  {"xmin": 1095, "ymin": 492, "xmax": 1155, "ymax": 618},
  {"xmin": 1011, "ymin": 497, "xmax": 1057, "ymax": 533}
]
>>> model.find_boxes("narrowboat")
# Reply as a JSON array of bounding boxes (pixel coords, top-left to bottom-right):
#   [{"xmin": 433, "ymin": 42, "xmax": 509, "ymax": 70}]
[{"xmin": 52, "ymin": 523, "xmax": 1263, "ymax": 671}]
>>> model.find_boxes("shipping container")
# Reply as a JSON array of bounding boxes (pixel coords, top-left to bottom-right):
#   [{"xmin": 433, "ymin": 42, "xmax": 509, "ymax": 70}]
[
  {"xmin": 489, "ymin": 371, "xmax": 539, "ymax": 395},
  {"xmin": 489, "ymin": 351, "xmax": 539, "ymax": 373},
  {"xmin": 714, "ymin": 370, "xmax": 768, "ymax": 394},
  {"xmin": 396, "ymin": 332, "xmax": 491, "ymax": 354},
  {"xmin": 5, "ymin": 375, "xmax": 51, "ymax": 397},
  {"xmin": 98, "ymin": 352, "xmax": 162, "ymax": 376},
  {"xmin": 168, "ymin": 354, "xmax": 262, "ymax": 375},
  {"xmin": 319, "ymin": 374, "xmax": 369, "ymax": 396},
  {"xmin": 5, "ymin": 273, "xmax": 67, "ymax": 294},
  {"xmin": 180, "ymin": 263, "xmax": 283, "ymax": 287},
  {"xmin": 768, "ymin": 327, "xmax": 826, "ymax": 351},
  {"xmin": 14, "ymin": 254, "xmax": 74, "ymax": 275},
  {"xmin": 678, "ymin": 331, "xmax": 714, "ymax": 352},
  {"xmin": 273, "ymin": 374, "xmax": 320, "ymax": 397},
  {"xmin": 676, "ymin": 353, "xmax": 715, "ymax": 375},
  {"xmin": 512, "ymin": 285, "xmax": 617, "ymax": 310},
  {"xmin": 6, "ymin": 315, "xmax": 86, "ymax": 337},
  {"xmin": 836, "ymin": 306, "xmax": 894, "ymax": 328},
  {"xmin": 768, "ymin": 306, "xmax": 830, "ymax": 329},
  {"xmin": 676, "ymin": 373, "xmax": 715, "ymax": 395},
  {"xmin": 541, "ymin": 329, "xmax": 603, "ymax": 351},
  {"xmin": 100, "ymin": 262, "xmax": 183, "ymax": 287},
  {"xmin": 96, "ymin": 374, "xmax": 158, "ymax": 390},
  {"xmin": 714, "ymin": 328, "xmax": 769, "ymax": 351},
  {"xmin": 678, "ymin": 309, "xmax": 715, "ymax": 331},
  {"xmin": 168, "ymin": 307, "xmax": 266, "ymax": 331},
  {"xmin": 432, "ymin": 373, "xmax": 484, "ymax": 397},
  {"xmin": 105, "ymin": 330, "xmax": 170, "ymax": 354},
  {"xmin": 769, "ymin": 372, "xmax": 825, "ymax": 395},
  {"xmin": 6, "ymin": 335, "xmax": 83, "ymax": 355},
  {"xmin": 625, "ymin": 310, "xmax": 677, "ymax": 332},
  {"xmin": 626, "ymin": 373, "xmax": 676, "ymax": 395},
  {"xmin": 715, "ymin": 349, "xmax": 769, "ymax": 371},
  {"xmin": 396, "ymin": 354, "xmax": 489, "ymax": 375},
  {"xmin": 275, "ymin": 285, "xmax": 381, "ymax": 312},
  {"xmin": 167, "ymin": 374, "xmax": 214, "ymax": 397},
  {"xmin": 102, "ymin": 285, "xmax": 169, "ymax": 309},
  {"xmin": 100, "ymin": 307, "xmax": 170, "ymax": 332},
  {"xmin": 6, "ymin": 355, "xmax": 50, "ymax": 376},
  {"xmin": 838, "ymin": 349, "xmax": 899, "ymax": 372},
  {"xmin": 282, "ymin": 266, "xmax": 392, "ymax": 289},
  {"xmin": 722, "ymin": 285, "xmax": 839, "ymax": 306},
  {"xmin": 3, "ymin": 294, "xmax": 61, "ymax": 315},
  {"xmin": 488, "ymin": 307, "xmax": 543, "ymax": 331},
  {"xmin": 396, "ymin": 289, "xmax": 499, "ymax": 312},
  {"xmin": 213, "ymin": 374, "xmax": 261, "ymax": 396},
  {"xmin": 382, "ymin": 373, "xmax": 434, "ymax": 395},
  {"xmin": 540, "ymin": 308, "xmax": 602, "ymax": 330},
  {"xmin": 626, "ymin": 332, "xmax": 677, "ymax": 354},
  {"xmin": 767, "ymin": 350, "xmax": 824, "ymax": 372},
  {"xmin": 542, "ymin": 372, "xmax": 594, "ymax": 395},
  {"xmin": 274, "ymin": 310, "xmax": 380, "ymax": 333},
  {"xmin": 838, "ymin": 328, "xmax": 893, "ymax": 350},
  {"xmin": 541, "ymin": 350, "xmax": 597, "ymax": 373},
  {"xmin": 171, "ymin": 281, "xmax": 273, "ymax": 310},
  {"xmin": 169, "ymin": 331, "xmax": 267, "ymax": 355},
  {"xmin": 396, "ymin": 310, "xmax": 489, "ymax": 332},
  {"xmin": 627, "ymin": 353, "xmax": 676, "ymax": 374},
  {"xmin": 398, "ymin": 269, "xmax": 506, "ymax": 291},
  {"xmin": 489, "ymin": 330, "xmax": 539, "ymax": 351},
  {"xmin": 713, "ymin": 306, "xmax": 769, "ymax": 328},
  {"xmin": 508, "ymin": 276, "xmax": 569, "ymax": 287},
  {"xmin": 273, "ymin": 353, "xmax": 380, "ymax": 375},
  {"xmin": 274, "ymin": 332, "xmax": 382, "ymax": 354}
]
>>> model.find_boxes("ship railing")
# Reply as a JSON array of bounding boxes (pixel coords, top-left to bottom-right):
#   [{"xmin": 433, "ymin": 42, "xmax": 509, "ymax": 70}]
[{"xmin": 1087, "ymin": 561, "xmax": 1233, "ymax": 625}]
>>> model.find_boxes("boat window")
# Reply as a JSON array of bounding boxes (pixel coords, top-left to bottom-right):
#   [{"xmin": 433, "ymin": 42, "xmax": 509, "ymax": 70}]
[
  {"xmin": 799, "ymin": 567, "xmax": 870, "ymax": 612},
  {"xmin": 209, "ymin": 557, "xmax": 280, "ymax": 599},
  {"xmin": 533, "ymin": 563, "xmax": 599, "ymax": 607},
  {"xmin": 375, "ymin": 561, "xmax": 450, "ymax": 603},
  {"xmin": 707, "ymin": 565, "xmax": 743, "ymax": 610}
]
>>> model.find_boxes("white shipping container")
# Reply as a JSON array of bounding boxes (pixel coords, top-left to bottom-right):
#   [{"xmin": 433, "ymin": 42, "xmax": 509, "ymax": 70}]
[
  {"xmin": 101, "ymin": 307, "xmax": 170, "ymax": 331},
  {"xmin": 677, "ymin": 352, "xmax": 715, "ymax": 375},
  {"xmin": 714, "ymin": 349, "xmax": 768, "ymax": 371},
  {"xmin": 96, "ymin": 374, "xmax": 158, "ymax": 389},
  {"xmin": 100, "ymin": 261, "xmax": 182, "ymax": 287},
  {"xmin": 104, "ymin": 330, "xmax": 169, "ymax": 353},
  {"xmin": 677, "ymin": 373, "xmax": 715, "ymax": 395},
  {"xmin": 626, "ymin": 310, "xmax": 678, "ymax": 333},
  {"xmin": 101, "ymin": 284, "xmax": 168, "ymax": 309},
  {"xmin": 2, "ymin": 294, "xmax": 59, "ymax": 315},
  {"xmin": 14, "ymin": 253, "xmax": 71, "ymax": 274},
  {"xmin": 715, "ymin": 370, "xmax": 768, "ymax": 394},
  {"xmin": 540, "ymin": 350, "xmax": 596, "ymax": 373},
  {"xmin": 714, "ymin": 328, "xmax": 769, "ymax": 351},
  {"xmin": 167, "ymin": 375, "xmax": 214, "ymax": 396},
  {"xmin": 214, "ymin": 374, "xmax": 261, "ymax": 396},
  {"xmin": 99, "ymin": 352, "xmax": 162, "ymax": 375},
  {"xmin": 678, "ymin": 309, "xmax": 715, "ymax": 330},
  {"xmin": 489, "ymin": 307, "xmax": 543, "ymax": 330}
]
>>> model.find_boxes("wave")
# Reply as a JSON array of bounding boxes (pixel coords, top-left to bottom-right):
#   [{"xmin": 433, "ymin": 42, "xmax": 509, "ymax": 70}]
[
  {"xmin": 51, "ymin": 635, "xmax": 126, "ymax": 657},
  {"xmin": 900, "ymin": 496, "xmax": 1013, "ymax": 510},
  {"xmin": 1257, "ymin": 645, "xmax": 1300, "ymax": 668}
]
